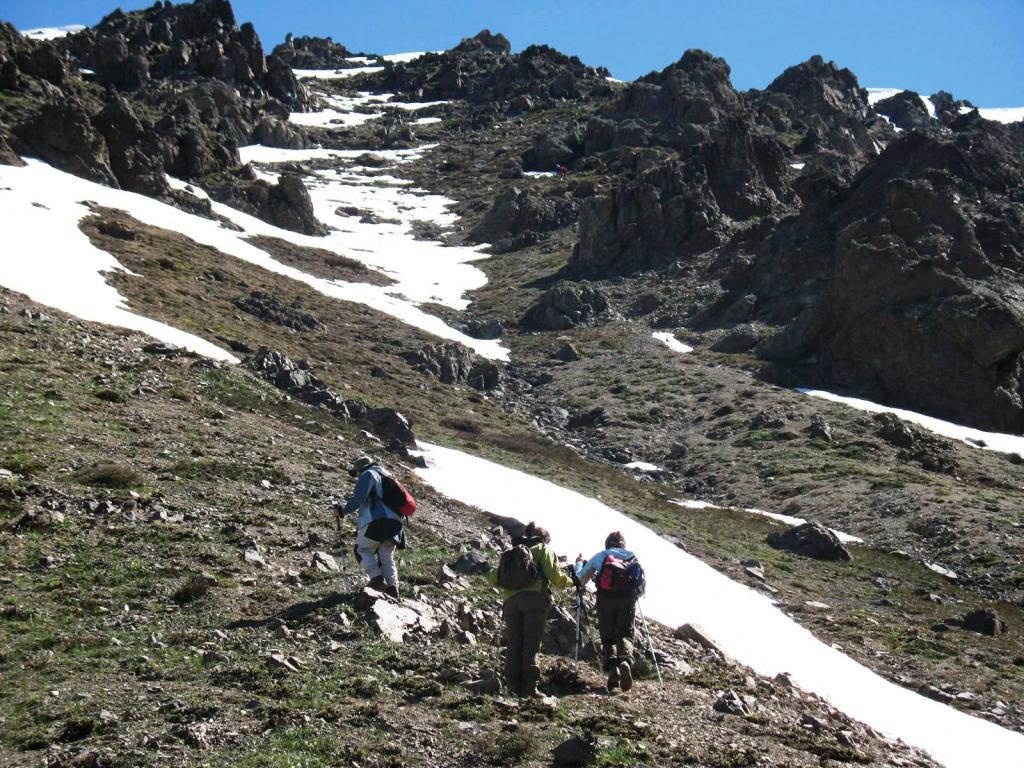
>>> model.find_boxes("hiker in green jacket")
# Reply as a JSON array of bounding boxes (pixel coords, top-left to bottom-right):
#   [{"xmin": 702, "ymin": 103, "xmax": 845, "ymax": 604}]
[{"xmin": 487, "ymin": 522, "xmax": 573, "ymax": 698}]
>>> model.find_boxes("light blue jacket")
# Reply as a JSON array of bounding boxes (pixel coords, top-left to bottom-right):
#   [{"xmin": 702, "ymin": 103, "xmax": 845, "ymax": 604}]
[
  {"xmin": 575, "ymin": 547, "xmax": 637, "ymax": 586},
  {"xmin": 341, "ymin": 466, "xmax": 402, "ymax": 530}
]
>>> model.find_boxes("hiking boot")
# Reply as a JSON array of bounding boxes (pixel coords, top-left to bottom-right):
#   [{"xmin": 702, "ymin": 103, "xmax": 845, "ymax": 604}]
[
  {"xmin": 368, "ymin": 575, "xmax": 386, "ymax": 591},
  {"xmin": 606, "ymin": 663, "xmax": 620, "ymax": 693},
  {"xmin": 385, "ymin": 584, "xmax": 399, "ymax": 599},
  {"xmin": 618, "ymin": 661, "xmax": 633, "ymax": 692}
]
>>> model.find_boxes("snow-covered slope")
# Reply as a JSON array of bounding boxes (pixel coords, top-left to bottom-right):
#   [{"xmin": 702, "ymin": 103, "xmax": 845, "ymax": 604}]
[
  {"xmin": 415, "ymin": 441, "xmax": 1024, "ymax": 768},
  {"xmin": 0, "ymin": 161, "xmax": 238, "ymax": 362},
  {"xmin": 0, "ymin": 153, "xmax": 507, "ymax": 361}
]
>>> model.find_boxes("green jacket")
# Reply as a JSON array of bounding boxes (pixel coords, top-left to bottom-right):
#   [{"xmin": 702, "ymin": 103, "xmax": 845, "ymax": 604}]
[{"xmin": 487, "ymin": 541, "xmax": 573, "ymax": 601}]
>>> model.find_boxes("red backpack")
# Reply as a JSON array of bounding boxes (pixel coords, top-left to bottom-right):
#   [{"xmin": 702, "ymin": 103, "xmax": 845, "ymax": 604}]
[
  {"xmin": 597, "ymin": 553, "xmax": 644, "ymax": 597},
  {"xmin": 378, "ymin": 471, "xmax": 416, "ymax": 517}
]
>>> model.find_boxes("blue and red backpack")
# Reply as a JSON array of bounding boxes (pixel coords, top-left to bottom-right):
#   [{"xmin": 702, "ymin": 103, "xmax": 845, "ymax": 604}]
[{"xmin": 596, "ymin": 553, "xmax": 646, "ymax": 598}]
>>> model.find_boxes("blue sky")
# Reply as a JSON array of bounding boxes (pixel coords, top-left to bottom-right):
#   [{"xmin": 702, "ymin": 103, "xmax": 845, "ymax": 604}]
[{"xmin": 5, "ymin": 0, "xmax": 1023, "ymax": 106}]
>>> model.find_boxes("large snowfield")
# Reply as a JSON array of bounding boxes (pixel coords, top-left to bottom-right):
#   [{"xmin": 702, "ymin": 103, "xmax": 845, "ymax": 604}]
[{"xmin": 415, "ymin": 442, "xmax": 1024, "ymax": 768}]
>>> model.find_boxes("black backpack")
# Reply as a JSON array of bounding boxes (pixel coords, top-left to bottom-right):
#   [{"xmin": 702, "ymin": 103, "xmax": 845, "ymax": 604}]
[{"xmin": 496, "ymin": 544, "xmax": 540, "ymax": 589}]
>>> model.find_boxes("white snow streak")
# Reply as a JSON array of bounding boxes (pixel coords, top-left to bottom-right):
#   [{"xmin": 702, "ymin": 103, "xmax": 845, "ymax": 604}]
[
  {"xmin": 0, "ymin": 161, "xmax": 238, "ymax": 361},
  {"xmin": 292, "ymin": 66, "xmax": 385, "ymax": 80},
  {"xmin": 20, "ymin": 25, "xmax": 85, "ymax": 40},
  {"xmin": 668, "ymin": 499, "xmax": 862, "ymax": 544},
  {"xmin": 798, "ymin": 389, "xmax": 1024, "ymax": 456},
  {"xmin": 623, "ymin": 461, "xmax": 662, "ymax": 473},
  {"xmin": 414, "ymin": 441, "xmax": 1024, "ymax": 768},
  {"xmin": 652, "ymin": 331, "xmax": 693, "ymax": 354}
]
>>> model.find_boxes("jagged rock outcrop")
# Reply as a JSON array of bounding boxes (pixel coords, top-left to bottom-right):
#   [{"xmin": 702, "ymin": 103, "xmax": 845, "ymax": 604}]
[
  {"xmin": 0, "ymin": 1, "xmax": 314, "ymax": 198},
  {"xmin": 372, "ymin": 30, "xmax": 610, "ymax": 108},
  {"xmin": 12, "ymin": 102, "xmax": 118, "ymax": 186},
  {"xmin": 759, "ymin": 54, "xmax": 885, "ymax": 161},
  {"xmin": 205, "ymin": 172, "xmax": 327, "ymax": 236},
  {"xmin": 874, "ymin": 90, "xmax": 933, "ymax": 131},
  {"xmin": 270, "ymin": 34, "xmax": 352, "ymax": 68},
  {"xmin": 520, "ymin": 283, "xmax": 608, "ymax": 331},
  {"xmin": 569, "ymin": 157, "xmax": 726, "ymax": 277},
  {"xmin": 767, "ymin": 522, "xmax": 852, "ymax": 561},
  {"xmin": 246, "ymin": 349, "xmax": 415, "ymax": 446},
  {"xmin": 58, "ymin": 0, "xmax": 312, "ymax": 109},
  {"xmin": 403, "ymin": 342, "xmax": 503, "ymax": 391},
  {"xmin": 623, "ymin": 49, "xmax": 740, "ymax": 126},
  {"xmin": 742, "ymin": 114, "xmax": 1024, "ymax": 432},
  {"xmin": 469, "ymin": 187, "xmax": 578, "ymax": 248}
]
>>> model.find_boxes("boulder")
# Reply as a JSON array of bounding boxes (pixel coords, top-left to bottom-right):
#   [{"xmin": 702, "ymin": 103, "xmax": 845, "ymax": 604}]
[
  {"xmin": 552, "ymin": 736, "xmax": 598, "ymax": 767},
  {"xmin": 452, "ymin": 551, "xmax": 490, "ymax": 575},
  {"xmin": 952, "ymin": 608, "xmax": 1007, "ymax": 636},
  {"xmin": 520, "ymin": 283, "xmax": 608, "ymax": 331},
  {"xmin": 674, "ymin": 622, "xmax": 721, "ymax": 653},
  {"xmin": 766, "ymin": 522, "xmax": 852, "ymax": 561}
]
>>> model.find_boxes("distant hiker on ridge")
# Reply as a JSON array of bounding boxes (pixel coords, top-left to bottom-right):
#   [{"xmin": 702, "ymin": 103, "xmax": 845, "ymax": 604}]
[
  {"xmin": 555, "ymin": 163, "xmax": 569, "ymax": 178},
  {"xmin": 488, "ymin": 522, "xmax": 573, "ymax": 698},
  {"xmin": 336, "ymin": 456, "xmax": 406, "ymax": 599},
  {"xmin": 575, "ymin": 531, "xmax": 645, "ymax": 693}
]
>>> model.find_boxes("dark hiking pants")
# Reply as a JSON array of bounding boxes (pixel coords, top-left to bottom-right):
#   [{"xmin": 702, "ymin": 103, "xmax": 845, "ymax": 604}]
[
  {"xmin": 596, "ymin": 594, "xmax": 636, "ymax": 670},
  {"xmin": 502, "ymin": 590, "xmax": 550, "ymax": 696}
]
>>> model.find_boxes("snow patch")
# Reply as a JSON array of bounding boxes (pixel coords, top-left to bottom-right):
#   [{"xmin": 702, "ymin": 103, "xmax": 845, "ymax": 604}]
[
  {"xmin": 292, "ymin": 66, "xmax": 384, "ymax": 80},
  {"xmin": 382, "ymin": 51, "xmax": 440, "ymax": 64},
  {"xmin": 668, "ymin": 498, "xmax": 862, "ymax": 544},
  {"xmin": 798, "ymin": 389, "xmax": 1024, "ymax": 457},
  {"xmin": 20, "ymin": 25, "xmax": 85, "ymax": 40},
  {"xmin": 975, "ymin": 106, "xmax": 1024, "ymax": 124},
  {"xmin": 652, "ymin": 331, "xmax": 693, "ymax": 354},
  {"xmin": 414, "ymin": 441, "xmax": 1024, "ymax": 768},
  {"xmin": 0, "ymin": 161, "xmax": 238, "ymax": 362},
  {"xmin": 623, "ymin": 461, "xmax": 661, "ymax": 473}
]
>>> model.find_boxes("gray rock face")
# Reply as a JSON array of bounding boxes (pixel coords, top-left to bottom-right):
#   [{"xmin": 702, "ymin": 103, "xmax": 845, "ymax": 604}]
[
  {"xmin": 375, "ymin": 31, "xmax": 608, "ymax": 108},
  {"xmin": 520, "ymin": 283, "xmax": 608, "ymax": 331},
  {"xmin": 746, "ymin": 116, "xmax": 1024, "ymax": 432},
  {"xmin": 206, "ymin": 173, "xmax": 327, "ymax": 236},
  {"xmin": 61, "ymin": 0, "xmax": 312, "ymax": 110},
  {"xmin": 766, "ymin": 522, "xmax": 852, "ymax": 561},
  {"xmin": 403, "ymin": 342, "xmax": 503, "ymax": 391},
  {"xmin": 270, "ymin": 34, "xmax": 351, "ymax": 68},
  {"xmin": 469, "ymin": 187, "xmax": 578, "ymax": 244},
  {"xmin": 15, "ymin": 103, "xmax": 118, "ymax": 187},
  {"xmin": 874, "ymin": 90, "xmax": 933, "ymax": 131}
]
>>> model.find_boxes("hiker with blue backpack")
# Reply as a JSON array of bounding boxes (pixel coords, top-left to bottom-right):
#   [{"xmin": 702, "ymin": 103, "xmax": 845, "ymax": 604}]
[
  {"xmin": 336, "ymin": 456, "xmax": 416, "ymax": 599},
  {"xmin": 574, "ymin": 531, "xmax": 645, "ymax": 693}
]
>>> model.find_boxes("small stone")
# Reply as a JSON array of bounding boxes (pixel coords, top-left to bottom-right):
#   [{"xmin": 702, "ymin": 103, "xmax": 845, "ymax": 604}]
[{"xmin": 311, "ymin": 551, "xmax": 339, "ymax": 573}]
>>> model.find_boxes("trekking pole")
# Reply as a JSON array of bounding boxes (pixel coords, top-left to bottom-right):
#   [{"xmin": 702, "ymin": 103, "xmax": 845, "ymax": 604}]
[
  {"xmin": 636, "ymin": 602, "xmax": 663, "ymax": 686},
  {"xmin": 335, "ymin": 514, "xmax": 352, "ymax": 592},
  {"xmin": 569, "ymin": 564, "xmax": 583, "ymax": 671}
]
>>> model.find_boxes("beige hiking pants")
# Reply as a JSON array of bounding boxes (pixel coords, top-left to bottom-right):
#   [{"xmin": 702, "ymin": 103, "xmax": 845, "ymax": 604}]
[{"xmin": 355, "ymin": 527, "xmax": 398, "ymax": 587}]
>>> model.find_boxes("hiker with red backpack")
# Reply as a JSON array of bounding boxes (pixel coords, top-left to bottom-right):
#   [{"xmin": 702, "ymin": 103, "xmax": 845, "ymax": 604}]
[
  {"xmin": 336, "ymin": 456, "xmax": 415, "ymax": 599},
  {"xmin": 574, "ymin": 531, "xmax": 645, "ymax": 693},
  {"xmin": 487, "ymin": 522, "xmax": 574, "ymax": 698}
]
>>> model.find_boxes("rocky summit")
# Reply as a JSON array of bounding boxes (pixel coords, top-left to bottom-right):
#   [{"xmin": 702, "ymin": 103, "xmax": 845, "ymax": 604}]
[{"xmin": 1, "ymin": 2, "xmax": 1023, "ymax": 767}]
